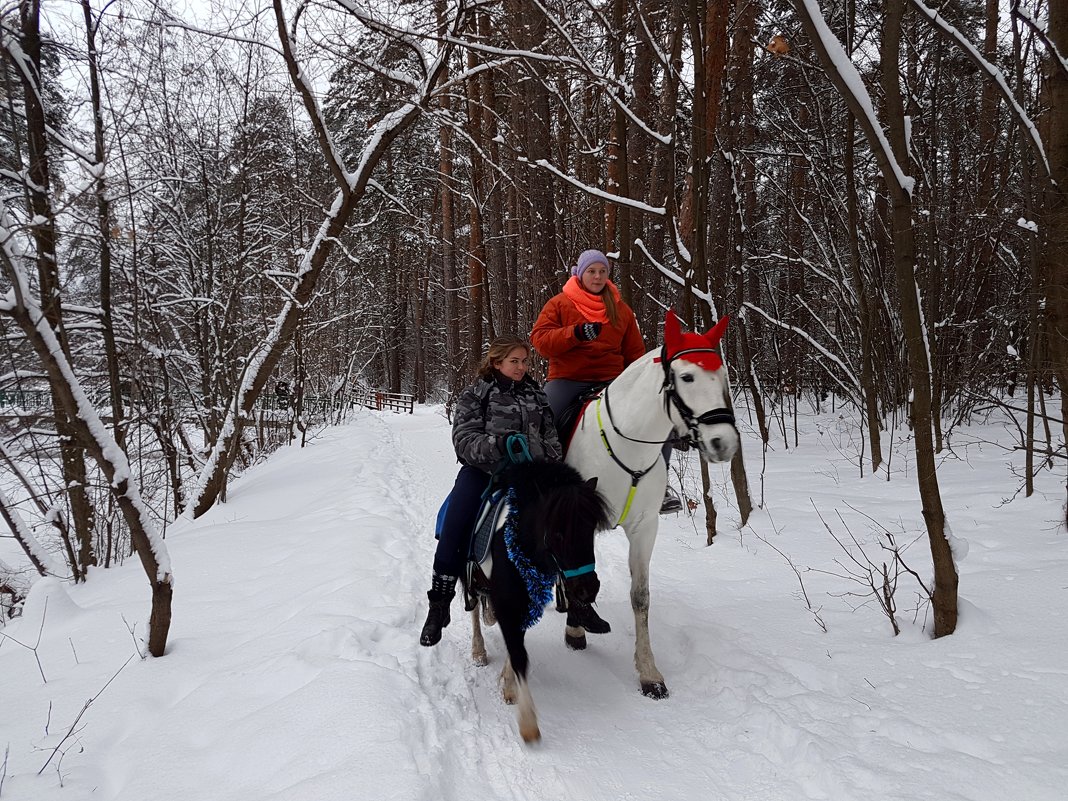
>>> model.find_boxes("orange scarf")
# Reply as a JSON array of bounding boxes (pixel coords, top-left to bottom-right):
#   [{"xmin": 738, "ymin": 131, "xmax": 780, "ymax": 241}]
[{"xmin": 562, "ymin": 276, "xmax": 621, "ymax": 324}]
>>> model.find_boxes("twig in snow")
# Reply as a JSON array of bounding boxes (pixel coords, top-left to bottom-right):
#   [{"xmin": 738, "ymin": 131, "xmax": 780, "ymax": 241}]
[
  {"xmin": 121, "ymin": 614, "xmax": 147, "ymax": 660},
  {"xmin": 37, "ymin": 654, "xmax": 134, "ymax": 776},
  {"xmin": 752, "ymin": 509, "xmax": 827, "ymax": 633},
  {"xmin": 0, "ymin": 595, "xmax": 49, "ymax": 682}
]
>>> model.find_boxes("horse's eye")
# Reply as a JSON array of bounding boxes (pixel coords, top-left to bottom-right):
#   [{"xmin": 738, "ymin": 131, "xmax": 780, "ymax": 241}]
[{"xmin": 681, "ymin": 373, "xmax": 696, "ymax": 383}]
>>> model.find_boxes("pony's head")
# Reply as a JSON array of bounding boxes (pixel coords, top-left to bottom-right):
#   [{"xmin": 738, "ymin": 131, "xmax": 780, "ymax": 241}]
[
  {"xmin": 660, "ymin": 310, "xmax": 740, "ymax": 464},
  {"xmin": 503, "ymin": 461, "xmax": 611, "ymax": 604}
]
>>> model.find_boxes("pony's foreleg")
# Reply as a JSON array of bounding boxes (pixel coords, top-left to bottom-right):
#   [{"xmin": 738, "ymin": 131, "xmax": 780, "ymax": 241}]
[
  {"xmin": 470, "ymin": 606, "xmax": 488, "ymax": 666},
  {"xmin": 499, "ymin": 624, "xmax": 539, "ymax": 743},
  {"xmin": 500, "ymin": 655, "xmax": 518, "ymax": 704},
  {"xmin": 628, "ymin": 525, "xmax": 668, "ymax": 699},
  {"xmin": 513, "ymin": 670, "xmax": 540, "ymax": 743},
  {"xmin": 557, "ymin": 575, "xmax": 588, "ymax": 650}
]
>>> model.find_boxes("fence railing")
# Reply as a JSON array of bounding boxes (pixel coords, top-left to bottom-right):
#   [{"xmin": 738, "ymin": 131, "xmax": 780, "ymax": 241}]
[
  {"xmin": 0, "ymin": 388, "xmax": 414, "ymax": 418},
  {"xmin": 257, "ymin": 394, "xmax": 338, "ymax": 415},
  {"xmin": 350, "ymin": 389, "xmax": 415, "ymax": 414},
  {"xmin": 0, "ymin": 389, "xmax": 52, "ymax": 411}
]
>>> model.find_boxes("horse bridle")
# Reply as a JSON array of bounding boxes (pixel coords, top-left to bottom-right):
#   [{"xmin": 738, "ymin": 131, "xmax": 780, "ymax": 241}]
[
  {"xmin": 599, "ymin": 346, "xmax": 737, "ymax": 449},
  {"xmin": 658, "ymin": 345, "xmax": 737, "ymax": 448},
  {"xmin": 590, "ymin": 346, "xmax": 736, "ymax": 525},
  {"xmin": 520, "ymin": 493, "xmax": 596, "ymax": 580}
]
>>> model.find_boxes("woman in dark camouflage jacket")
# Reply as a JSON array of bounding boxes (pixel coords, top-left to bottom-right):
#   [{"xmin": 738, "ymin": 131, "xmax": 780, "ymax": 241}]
[{"xmin": 420, "ymin": 336, "xmax": 562, "ymax": 647}]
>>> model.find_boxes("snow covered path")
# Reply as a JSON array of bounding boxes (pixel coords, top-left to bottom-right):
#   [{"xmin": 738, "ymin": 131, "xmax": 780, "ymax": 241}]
[{"xmin": 3, "ymin": 406, "xmax": 1067, "ymax": 800}]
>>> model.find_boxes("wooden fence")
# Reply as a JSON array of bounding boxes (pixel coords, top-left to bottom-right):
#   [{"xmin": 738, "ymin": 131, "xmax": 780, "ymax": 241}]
[
  {"xmin": 0, "ymin": 388, "xmax": 414, "ymax": 420},
  {"xmin": 0, "ymin": 389, "xmax": 51, "ymax": 410},
  {"xmin": 350, "ymin": 389, "xmax": 415, "ymax": 414}
]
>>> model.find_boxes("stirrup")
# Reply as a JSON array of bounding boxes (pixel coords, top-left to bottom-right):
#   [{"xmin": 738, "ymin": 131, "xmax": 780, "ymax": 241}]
[{"xmin": 659, "ymin": 486, "xmax": 683, "ymax": 514}]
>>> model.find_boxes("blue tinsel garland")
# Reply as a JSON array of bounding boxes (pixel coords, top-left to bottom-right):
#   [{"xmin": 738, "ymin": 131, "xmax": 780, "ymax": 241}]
[{"xmin": 501, "ymin": 487, "xmax": 556, "ymax": 630}]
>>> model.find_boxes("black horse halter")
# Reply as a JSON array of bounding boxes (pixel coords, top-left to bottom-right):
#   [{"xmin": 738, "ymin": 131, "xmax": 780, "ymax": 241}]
[{"xmin": 658, "ymin": 345, "xmax": 737, "ymax": 448}]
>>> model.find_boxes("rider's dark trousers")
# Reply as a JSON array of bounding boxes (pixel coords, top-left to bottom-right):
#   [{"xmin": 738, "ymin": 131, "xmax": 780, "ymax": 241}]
[{"xmin": 433, "ymin": 465, "xmax": 491, "ymax": 578}]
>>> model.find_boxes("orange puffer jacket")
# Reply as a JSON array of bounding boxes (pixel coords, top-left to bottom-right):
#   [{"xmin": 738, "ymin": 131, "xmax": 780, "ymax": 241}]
[{"xmin": 532, "ymin": 291, "xmax": 646, "ymax": 382}]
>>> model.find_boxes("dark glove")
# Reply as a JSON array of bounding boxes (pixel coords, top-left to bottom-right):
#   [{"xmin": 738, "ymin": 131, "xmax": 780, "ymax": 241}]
[{"xmin": 574, "ymin": 322, "xmax": 602, "ymax": 341}]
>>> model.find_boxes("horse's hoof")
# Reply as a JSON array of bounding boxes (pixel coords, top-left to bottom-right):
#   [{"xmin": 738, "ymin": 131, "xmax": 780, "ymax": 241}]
[
  {"xmin": 565, "ymin": 632, "xmax": 587, "ymax": 650},
  {"xmin": 520, "ymin": 725, "xmax": 541, "ymax": 744},
  {"xmin": 472, "ymin": 651, "xmax": 488, "ymax": 666},
  {"xmin": 641, "ymin": 681, "xmax": 670, "ymax": 699}
]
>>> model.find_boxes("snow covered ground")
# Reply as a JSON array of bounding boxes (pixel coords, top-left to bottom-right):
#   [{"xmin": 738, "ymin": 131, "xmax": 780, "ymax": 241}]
[{"xmin": 2, "ymin": 403, "xmax": 1066, "ymax": 800}]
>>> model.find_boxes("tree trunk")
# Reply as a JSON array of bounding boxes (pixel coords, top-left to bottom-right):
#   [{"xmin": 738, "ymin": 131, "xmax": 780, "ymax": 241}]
[
  {"xmin": 607, "ymin": 0, "xmax": 634, "ymax": 304},
  {"xmin": 793, "ymin": 0, "xmax": 957, "ymax": 635},
  {"xmin": 17, "ymin": 0, "xmax": 95, "ymax": 579},
  {"xmin": 844, "ymin": 0, "xmax": 883, "ymax": 473},
  {"xmin": 465, "ymin": 37, "xmax": 486, "ymax": 359},
  {"xmin": 1042, "ymin": 0, "xmax": 1068, "ymax": 526},
  {"xmin": 879, "ymin": 0, "xmax": 956, "ymax": 634}
]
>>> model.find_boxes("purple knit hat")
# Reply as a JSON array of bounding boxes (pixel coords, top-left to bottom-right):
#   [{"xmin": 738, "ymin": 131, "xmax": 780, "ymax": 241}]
[{"xmin": 571, "ymin": 249, "xmax": 610, "ymax": 281}]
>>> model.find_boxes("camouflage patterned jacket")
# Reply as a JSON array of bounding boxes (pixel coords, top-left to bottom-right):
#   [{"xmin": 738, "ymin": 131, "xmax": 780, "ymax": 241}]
[{"xmin": 452, "ymin": 373, "xmax": 562, "ymax": 473}]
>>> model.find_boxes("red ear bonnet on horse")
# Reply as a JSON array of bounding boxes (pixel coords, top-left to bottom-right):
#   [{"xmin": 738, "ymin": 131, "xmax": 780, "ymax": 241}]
[{"xmin": 663, "ymin": 309, "xmax": 729, "ymax": 372}]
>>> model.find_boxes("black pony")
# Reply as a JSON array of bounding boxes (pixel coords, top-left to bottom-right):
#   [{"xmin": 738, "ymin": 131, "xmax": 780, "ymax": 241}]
[{"xmin": 466, "ymin": 459, "xmax": 611, "ymax": 743}]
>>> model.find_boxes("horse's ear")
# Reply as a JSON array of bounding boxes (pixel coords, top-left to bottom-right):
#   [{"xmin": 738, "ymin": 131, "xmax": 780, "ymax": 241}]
[
  {"xmin": 585, "ymin": 476, "xmax": 598, "ymax": 490},
  {"xmin": 664, "ymin": 309, "xmax": 683, "ymax": 355},
  {"xmin": 704, "ymin": 314, "xmax": 730, "ymax": 348}
]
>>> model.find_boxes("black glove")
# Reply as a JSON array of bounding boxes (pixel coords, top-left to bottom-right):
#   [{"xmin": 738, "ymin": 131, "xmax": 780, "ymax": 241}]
[{"xmin": 574, "ymin": 322, "xmax": 602, "ymax": 341}]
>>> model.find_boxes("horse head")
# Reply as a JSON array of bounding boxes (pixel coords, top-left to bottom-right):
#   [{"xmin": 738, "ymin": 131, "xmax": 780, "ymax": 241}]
[{"xmin": 661, "ymin": 309, "xmax": 740, "ymax": 464}]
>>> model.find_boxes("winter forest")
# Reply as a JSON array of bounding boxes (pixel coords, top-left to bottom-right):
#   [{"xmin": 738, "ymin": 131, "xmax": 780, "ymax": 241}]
[{"xmin": 2, "ymin": 0, "xmax": 1068, "ymax": 751}]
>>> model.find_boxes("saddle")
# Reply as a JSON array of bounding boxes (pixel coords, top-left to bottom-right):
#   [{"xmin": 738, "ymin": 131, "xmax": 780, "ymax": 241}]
[
  {"xmin": 555, "ymin": 382, "xmax": 609, "ymax": 449},
  {"xmin": 462, "ymin": 488, "xmax": 509, "ymax": 611}
]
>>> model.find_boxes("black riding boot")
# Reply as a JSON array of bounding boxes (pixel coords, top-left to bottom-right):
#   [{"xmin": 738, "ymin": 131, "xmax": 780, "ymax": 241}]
[
  {"xmin": 659, "ymin": 486, "xmax": 683, "ymax": 514},
  {"xmin": 566, "ymin": 599, "xmax": 611, "ymax": 634},
  {"xmin": 419, "ymin": 573, "xmax": 457, "ymax": 647}
]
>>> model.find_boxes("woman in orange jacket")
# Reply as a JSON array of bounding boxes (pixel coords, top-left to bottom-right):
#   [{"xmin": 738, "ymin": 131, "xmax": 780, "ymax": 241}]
[
  {"xmin": 531, "ymin": 249, "xmax": 645, "ymax": 425},
  {"xmin": 532, "ymin": 248, "xmax": 682, "ymax": 514}
]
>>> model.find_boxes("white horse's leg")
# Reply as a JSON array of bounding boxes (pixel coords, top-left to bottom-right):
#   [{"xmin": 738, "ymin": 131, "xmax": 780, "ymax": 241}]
[
  {"xmin": 514, "ymin": 673, "xmax": 541, "ymax": 743},
  {"xmin": 471, "ymin": 607, "xmax": 488, "ymax": 666},
  {"xmin": 481, "ymin": 594, "xmax": 497, "ymax": 626},
  {"xmin": 500, "ymin": 656, "xmax": 518, "ymax": 704},
  {"xmin": 627, "ymin": 519, "xmax": 668, "ymax": 698}
]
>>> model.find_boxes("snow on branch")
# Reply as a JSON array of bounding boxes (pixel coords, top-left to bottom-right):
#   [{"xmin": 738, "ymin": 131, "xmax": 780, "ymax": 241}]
[
  {"xmin": 0, "ymin": 32, "xmax": 95, "ymax": 166},
  {"xmin": 633, "ymin": 238, "xmax": 718, "ymax": 315},
  {"xmin": 742, "ymin": 300, "xmax": 861, "ymax": 391},
  {"xmin": 794, "ymin": 0, "xmax": 915, "ymax": 198},
  {"xmin": 0, "ymin": 484, "xmax": 63, "ymax": 578},
  {"xmin": 0, "ymin": 216, "xmax": 172, "ymax": 584},
  {"xmin": 1013, "ymin": 4, "xmax": 1068, "ymax": 81},
  {"xmin": 188, "ymin": 2, "xmax": 467, "ymax": 519},
  {"xmin": 534, "ymin": 159, "xmax": 667, "ymax": 216},
  {"xmin": 910, "ymin": 0, "xmax": 1053, "ymax": 181},
  {"xmin": 529, "ymin": 0, "xmax": 673, "ymax": 146},
  {"xmin": 274, "ymin": 0, "xmax": 350, "ymax": 190}
]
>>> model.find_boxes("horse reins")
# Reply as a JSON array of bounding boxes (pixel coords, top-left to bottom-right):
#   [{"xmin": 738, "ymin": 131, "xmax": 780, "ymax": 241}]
[{"xmin": 590, "ymin": 346, "xmax": 736, "ymax": 527}]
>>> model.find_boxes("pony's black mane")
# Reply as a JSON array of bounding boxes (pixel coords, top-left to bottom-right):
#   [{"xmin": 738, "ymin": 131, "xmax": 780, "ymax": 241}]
[{"xmin": 499, "ymin": 461, "xmax": 612, "ymax": 550}]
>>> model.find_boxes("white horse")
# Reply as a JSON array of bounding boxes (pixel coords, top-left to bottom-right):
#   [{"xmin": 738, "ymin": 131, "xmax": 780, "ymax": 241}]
[{"xmin": 564, "ymin": 309, "xmax": 740, "ymax": 698}]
